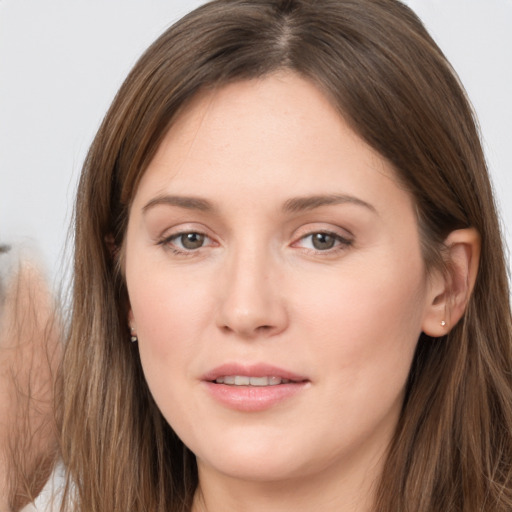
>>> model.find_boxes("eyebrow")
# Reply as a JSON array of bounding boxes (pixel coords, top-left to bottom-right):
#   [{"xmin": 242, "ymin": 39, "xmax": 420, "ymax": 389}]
[
  {"xmin": 142, "ymin": 193, "xmax": 377, "ymax": 216},
  {"xmin": 143, "ymin": 195, "xmax": 215, "ymax": 213},
  {"xmin": 282, "ymin": 194, "xmax": 377, "ymax": 214}
]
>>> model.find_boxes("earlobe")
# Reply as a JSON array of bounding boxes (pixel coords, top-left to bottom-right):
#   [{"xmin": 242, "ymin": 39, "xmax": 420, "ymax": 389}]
[
  {"xmin": 128, "ymin": 309, "xmax": 138, "ymax": 342},
  {"xmin": 422, "ymin": 228, "xmax": 480, "ymax": 337}
]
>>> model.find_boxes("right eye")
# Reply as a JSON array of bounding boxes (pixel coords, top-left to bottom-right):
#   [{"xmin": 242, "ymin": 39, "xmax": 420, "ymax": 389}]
[
  {"xmin": 173, "ymin": 232, "xmax": 206, "ymax": 250},
  {"xmin": 303, "ymin": 232, "xmax": 339, "ymax": 251},
  {"xmin": 159, "ymin": 231, "xmax": 213, "ymax": 254}
]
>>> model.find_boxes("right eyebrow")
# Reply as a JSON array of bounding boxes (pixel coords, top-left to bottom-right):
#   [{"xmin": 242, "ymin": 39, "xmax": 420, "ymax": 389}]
[{"xmin": 142, "ymin": 195, "xmax": 215, "ymax": 214}]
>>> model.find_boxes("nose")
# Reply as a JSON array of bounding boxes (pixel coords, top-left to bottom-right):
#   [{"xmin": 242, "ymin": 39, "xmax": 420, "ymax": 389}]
[{"xmin": 215, "ymin": 245, "xmax": 289, "ymax": 339}]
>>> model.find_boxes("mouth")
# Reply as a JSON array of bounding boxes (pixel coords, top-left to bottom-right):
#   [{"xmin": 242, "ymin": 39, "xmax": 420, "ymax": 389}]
[
  {"xmin": 212, "ymin": 375, "xmax": 301, "ymax": 386},
  {"xmin": 203, "ymin": 363, "xmax": 308, "ymax": 386},
  {"xmin": 202, "ymin": 364, "xmax": 309, "ymax": 411}
]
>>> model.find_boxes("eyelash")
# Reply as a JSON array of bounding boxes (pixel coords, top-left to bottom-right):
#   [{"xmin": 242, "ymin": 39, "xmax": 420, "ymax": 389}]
[{"xmin": 157, "ymin": 230, "xmax": 353, "ymax": 256}]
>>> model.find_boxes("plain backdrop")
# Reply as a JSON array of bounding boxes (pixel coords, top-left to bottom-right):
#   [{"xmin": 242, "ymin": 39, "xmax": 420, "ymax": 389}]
[{"xmin": 1, "ymin": 0, "xmax": 511, "ymax": 288}]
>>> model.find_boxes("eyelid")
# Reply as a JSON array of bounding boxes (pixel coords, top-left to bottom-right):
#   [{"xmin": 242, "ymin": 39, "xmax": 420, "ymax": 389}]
[
  {"xmin": 167, "ymin": 231, "xmax": 211, "ymax": 245},
  {"xmin": 156, "ymin": 222, "xmax": 214, "ymax": 240},
  {"xmin": 294, "ymin": 232, "xmax": 352, "ymax": 248},
  {"xmin": 291, "ymin": 223, "xmax": 353, "ymax": 241}
]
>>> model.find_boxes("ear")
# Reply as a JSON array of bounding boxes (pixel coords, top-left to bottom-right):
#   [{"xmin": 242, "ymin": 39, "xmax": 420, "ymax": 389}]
[
  {"xmin": 104, "ymin": 233, "xmax": 120, "ymax": 260},
  {"xmin": 127, "ymin": 309, "xmax": 138, "ymax": 342},
  {"xmin": 128, "ymin": 309, "xmax": 135, "ymax": 330},
  {"xmin": 422, "ymin": 228, "xmax": 480, "ymax": 337}
]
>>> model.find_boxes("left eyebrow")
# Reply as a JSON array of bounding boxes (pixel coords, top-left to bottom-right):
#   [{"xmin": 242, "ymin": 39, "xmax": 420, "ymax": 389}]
[{"xmin": 282, "ymin": 194, "xmax": 378, "ymax": 214}]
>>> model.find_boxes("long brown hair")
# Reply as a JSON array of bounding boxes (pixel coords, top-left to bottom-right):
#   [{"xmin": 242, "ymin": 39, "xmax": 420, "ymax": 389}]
[{"xmin": 60, "ymin": 1, "xmax": 512, "ymax": 510}]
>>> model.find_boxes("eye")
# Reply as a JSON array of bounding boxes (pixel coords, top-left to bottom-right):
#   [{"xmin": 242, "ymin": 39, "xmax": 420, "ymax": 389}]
[
  {"xmin": 175, "ymin": 232, "xmax": 206, "ymax": 250},
  {"xmin": 295, "ymin": 231, "xmax": 352, "ymax": 252},
  {"xmin": 309, "ymin": 233, "xmax": 337, "ymax": 250},
  {"xmin": 160, "ymin": 231, "xmax": 212, "ymax": 253}
]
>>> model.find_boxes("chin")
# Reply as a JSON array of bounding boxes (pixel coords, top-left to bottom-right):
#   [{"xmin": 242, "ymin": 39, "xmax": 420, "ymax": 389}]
[
  {"xmin": 189, "ymin": 428, "xmax": 324, "ymax": 483},
  {"xmin": 199, "ymin": 454, "xmax": 310, "ymax": 483}
]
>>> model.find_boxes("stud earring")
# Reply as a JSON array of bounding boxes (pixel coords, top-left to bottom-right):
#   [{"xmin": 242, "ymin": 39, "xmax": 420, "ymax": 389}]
[
  {"xmin": 130, "ymin": 326, "xmax": 138, "ymax": 343},
  {"xmin": 440, "ymin": 320, "xmax": 446, "ymax": 327}
]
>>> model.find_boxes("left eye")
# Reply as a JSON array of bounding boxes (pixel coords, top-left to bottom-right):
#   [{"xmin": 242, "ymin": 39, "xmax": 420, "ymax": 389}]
[
  {"xmin": 169, "ymin": 232, "xmax": 208, "ymax": 250},
  {"xmin": 297, "ymin": 232, "xmax": 350, "ymax": 251}
]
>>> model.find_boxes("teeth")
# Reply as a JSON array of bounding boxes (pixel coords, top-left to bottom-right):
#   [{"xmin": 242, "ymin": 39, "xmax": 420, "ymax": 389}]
[
  {"xmin": 214, "ymin": 376, "xmax": 291, "ymax": 386},
  {"xmin": 250, "ymin": 376, "xmax": 269, "ymax": 386}
]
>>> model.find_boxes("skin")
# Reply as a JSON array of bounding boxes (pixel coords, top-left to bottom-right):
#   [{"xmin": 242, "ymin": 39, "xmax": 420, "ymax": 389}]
[
  {"xmin": 125, "ymin": 72, "xmax": 446, "ymax": 512},
  {"xmin": 0, "ymin": 258, "xmax": 60, "ymax": 512}
]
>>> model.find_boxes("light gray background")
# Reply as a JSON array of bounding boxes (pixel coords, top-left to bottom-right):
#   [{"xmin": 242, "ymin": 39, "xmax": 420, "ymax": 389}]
[{"xmin": 1, "ymin": 0, "xmax": 511, "ymax": 288}]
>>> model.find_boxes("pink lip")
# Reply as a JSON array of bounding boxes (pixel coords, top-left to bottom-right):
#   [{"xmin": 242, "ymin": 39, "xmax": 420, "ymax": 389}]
[{"xmin": 201, "ymin": 363, "xmax": 309, "ymax": 412}]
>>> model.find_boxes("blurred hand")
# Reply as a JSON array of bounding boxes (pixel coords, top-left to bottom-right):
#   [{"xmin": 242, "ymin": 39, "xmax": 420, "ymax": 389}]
[{"xmin": 0, "ymin": 258, "xmax": 61, "ymax": 511}]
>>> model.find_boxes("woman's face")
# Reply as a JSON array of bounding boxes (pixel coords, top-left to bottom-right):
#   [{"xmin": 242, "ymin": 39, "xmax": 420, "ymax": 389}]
[{"xmin": 125, "ymin": 73, "xmax": 437, "ymax": 486}]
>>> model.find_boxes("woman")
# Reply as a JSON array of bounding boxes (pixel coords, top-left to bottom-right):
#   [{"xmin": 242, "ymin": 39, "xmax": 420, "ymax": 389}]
[{"xmin": 57, "ymin": 0, "xmax": 512, "ymax": 510}]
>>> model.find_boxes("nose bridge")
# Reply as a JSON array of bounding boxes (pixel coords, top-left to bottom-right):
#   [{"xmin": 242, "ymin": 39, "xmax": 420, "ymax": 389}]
[{"xmin": 216, "ymin": 237, "xmax": 287, "ymax": 338}]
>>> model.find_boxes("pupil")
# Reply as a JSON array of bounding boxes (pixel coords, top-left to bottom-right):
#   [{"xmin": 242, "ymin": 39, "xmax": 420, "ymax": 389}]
[
  {"xmin": 181, "ymin": 233, "xmax": 204, "ymax": 249},
  {"xmin": 312, "ymin": 233, "xmax": 335, "ymax": 250}
]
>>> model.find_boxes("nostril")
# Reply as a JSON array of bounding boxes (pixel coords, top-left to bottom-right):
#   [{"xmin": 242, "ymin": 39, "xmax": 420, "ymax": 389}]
[
  {"xmin": 219, "ymin": 323, "xmax": 276, "ymax": 337},
  {"xmin": 257, "ymin": 325, "xmax": 273, "ymax": 332}
]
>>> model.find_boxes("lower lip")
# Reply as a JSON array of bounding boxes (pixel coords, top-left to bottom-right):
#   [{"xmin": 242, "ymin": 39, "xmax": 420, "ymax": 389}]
[{"xmin": 203, "ymin": 381, "xmax": 308, "ymax": 412}]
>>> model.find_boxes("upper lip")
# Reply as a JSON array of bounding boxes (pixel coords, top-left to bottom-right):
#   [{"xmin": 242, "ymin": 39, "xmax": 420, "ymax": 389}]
[{"xmin": 202, "ymin": 363, "xmax": 309, "ymax": 383}]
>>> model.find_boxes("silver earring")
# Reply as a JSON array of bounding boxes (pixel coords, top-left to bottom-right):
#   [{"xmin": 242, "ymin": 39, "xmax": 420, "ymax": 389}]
[
  {"xmin": 440, "ymin": 320, "xmax": 446, "ymax": 327},
  {"xmin": 130, "ymin": 326, "xmax": 138, "ymax": 343}
]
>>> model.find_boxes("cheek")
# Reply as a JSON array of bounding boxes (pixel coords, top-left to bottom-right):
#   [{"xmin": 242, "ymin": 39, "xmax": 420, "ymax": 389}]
[
  {"xmin": 298, "ymin": 253, "xmax": 425, "ymax": 333},
  {"xmin": 293, "ymin": 250, "xmax": 427, "ymax": 388},
  {"xmin": 128, "ymin": 274, "xmax": 206, "ymax": 428},
  {"xmin": 126, "ymin": 258, "xmax": 224, "ymax": 423},
  {"xmin": 129, "ymin": 269, "xmax": 211, "ymax": 359}
]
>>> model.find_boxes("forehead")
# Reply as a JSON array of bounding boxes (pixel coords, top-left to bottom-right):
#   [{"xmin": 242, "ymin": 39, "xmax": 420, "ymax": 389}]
[{"xmin": 132, "ymin": 72, "xmax": 409, "ymax": 217}]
